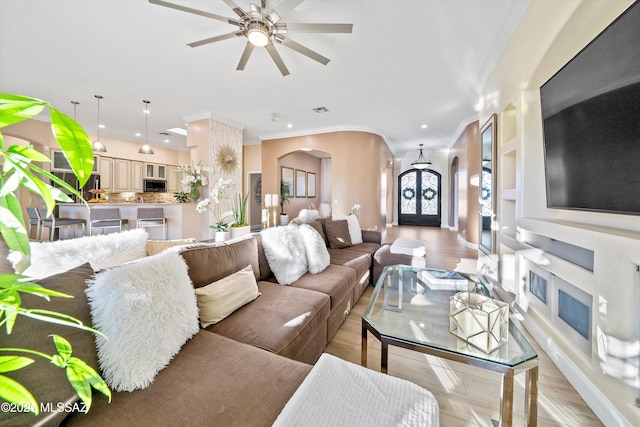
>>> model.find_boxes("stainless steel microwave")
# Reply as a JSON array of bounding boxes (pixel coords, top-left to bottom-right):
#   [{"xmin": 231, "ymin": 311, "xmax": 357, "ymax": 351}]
[{"xmin": 143, "ymin": 179, "xmax": 167, "ymax": 192}]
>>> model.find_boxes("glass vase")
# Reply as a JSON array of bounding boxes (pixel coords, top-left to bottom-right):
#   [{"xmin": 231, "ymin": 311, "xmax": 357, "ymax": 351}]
[{"xmin": 190, "ymin": 184, "xmax": 200, "ymax": 202}]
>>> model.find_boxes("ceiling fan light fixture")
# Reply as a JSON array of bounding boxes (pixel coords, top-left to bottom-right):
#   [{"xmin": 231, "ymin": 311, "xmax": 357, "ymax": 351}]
[
  {"xmin": 247, "ymin": 22, "xmax": 269, "ymax": 46},
  {"xmin": 411, "ymin": 144, "xmax": 431, "ymax": 170}
]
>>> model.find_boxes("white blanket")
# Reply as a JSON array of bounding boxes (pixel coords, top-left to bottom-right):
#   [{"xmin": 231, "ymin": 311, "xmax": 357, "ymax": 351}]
[{"xmin": 273, "ymin": 354, "xmax": 439, "ymax": 427}]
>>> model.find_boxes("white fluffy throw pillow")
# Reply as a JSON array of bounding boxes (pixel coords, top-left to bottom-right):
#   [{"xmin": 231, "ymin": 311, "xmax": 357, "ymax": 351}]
[
  {"xmin": 298, "ymin": 224, "xmax": 330, "ymax": 274},
  {"xmin": 15, "ymin": 228, "xmax": 148, "ymax": 279},
  {"xmin": 86, "ymin": 251, "xmax": 199, "ymax": 392},
  {"xmin": 260, "ymin": 226, "xmax": 308, "ymax": 285},
  {"xmin": 298, "ymin": 209, "xmax": 320, "ymax": 224}
]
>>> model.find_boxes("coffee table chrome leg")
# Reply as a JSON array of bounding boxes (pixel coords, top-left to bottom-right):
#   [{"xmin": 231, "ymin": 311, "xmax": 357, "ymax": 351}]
[
  {"xmin": 525, "ymin": 366, "xmax": 539, "ymax": 427},
  {"xmin": 361, "ymin": 322, "xmax": 368, "ymax": 367},
  {"xmin": 500, "ymin": 369, "xmax": 515, "ymax": 426},
  {"xmin": 381, "ymin": 341, "xmax": 389, "ymax": 374}
]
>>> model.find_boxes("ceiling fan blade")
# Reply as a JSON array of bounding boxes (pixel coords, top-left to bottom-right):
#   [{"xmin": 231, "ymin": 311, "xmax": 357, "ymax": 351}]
[
  {"xmin": 265, "ymin": 42, "xmax": 290, "ymax": 76},
  {"xmin": 250, "ymin": 3, "xmax": 262, "ymax": 16},
  {"xmin": 286, "ymin": 23, "xmax": 353, "ymax": 33},
  {"xmin": 222, "ymin": 0, "xmax": 249, "ymax": 19},
  {"xmin": 268, "ymin": 0, "xmax": 304, "ymax": 23},
  {"xmin": 187, "ymin": 31, "xmax": 243, "ymax": 48},
  {"xmin": 149, "ymin": 0, "xmax": 241, "ymax": 26},
  {"xmin": 279, "ymin": 37, "xmax": 330, "ymax": 65},
  {"xmin": 237, "ymin": 42, "xmax": 255, "ymax": 71}
]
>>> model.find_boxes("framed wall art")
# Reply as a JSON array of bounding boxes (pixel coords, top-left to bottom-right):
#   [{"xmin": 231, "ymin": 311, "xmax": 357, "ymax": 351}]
[
  {"xmin": 295, "ymin": 169, "xmax": 306, "ymax": 198},
  {"xmin": 281, "ymin": 166, "xmax": 294, "ymax": 198},
  {"xmin": 306, "ymin": 172, "xmax": 316, "ymax": 198}
]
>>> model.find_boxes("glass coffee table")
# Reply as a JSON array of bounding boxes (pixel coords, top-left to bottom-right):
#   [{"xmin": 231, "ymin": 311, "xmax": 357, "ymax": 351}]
[{"xmin": 361, "ymin": 265, "xmax": 539, "ymax": 427}]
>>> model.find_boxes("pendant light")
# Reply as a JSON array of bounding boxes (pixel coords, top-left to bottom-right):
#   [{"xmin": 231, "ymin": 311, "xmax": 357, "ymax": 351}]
[
  {"xmin": 70, "ymin": 100, "xmax": 79, "ymax": 119},
  {"xmin": 411, "ymin": 143, "xmax": 431, "ymax": 169},
  {"xmin": 93, "ymin": 95, "xmax": 107, "ymax": 152},
  {"xmin": 139, "ymin": 100, "xmax": 154, "ymax": 155}
]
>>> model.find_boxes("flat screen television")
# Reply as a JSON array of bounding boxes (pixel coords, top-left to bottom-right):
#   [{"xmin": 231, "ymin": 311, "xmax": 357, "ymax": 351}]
[{"xmin": 540, "ymin": 1, "xmax": 640, "ymax": 215}]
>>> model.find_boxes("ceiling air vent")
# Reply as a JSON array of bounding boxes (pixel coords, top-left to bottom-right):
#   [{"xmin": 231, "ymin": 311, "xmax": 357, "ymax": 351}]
[
  {"xmin": 312, "ymin": 106, "xmax": 329, "ymax": 113},
  {"xmin": 159, "ymin": 132, "xmax": 170, "ymax": 135}
]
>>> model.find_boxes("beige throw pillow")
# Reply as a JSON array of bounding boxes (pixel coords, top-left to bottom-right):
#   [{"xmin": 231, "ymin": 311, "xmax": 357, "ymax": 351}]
[{"xmin": 196, "ymin": 264, "xmax": 261, "ymax": 328}]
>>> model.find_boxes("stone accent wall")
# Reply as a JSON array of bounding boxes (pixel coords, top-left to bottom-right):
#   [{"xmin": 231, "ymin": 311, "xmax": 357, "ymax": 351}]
[{"xmin": 101, "ymin": 191, "xmax": 179, "ymax": 204}]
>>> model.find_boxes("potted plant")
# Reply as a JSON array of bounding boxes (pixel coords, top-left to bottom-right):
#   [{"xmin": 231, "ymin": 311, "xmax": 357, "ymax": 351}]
[
  {"xmin": 0, "ymin": 94, "xmax": 111, "ymax": 416},
  {"xmin": 195, "ymin": 177, "xmax": 234, "ymax": 241},
  {"xmin": 279, "ymin": 179, "xmax": 291, "ymax": 226},
  {"xmin": 176, "ymin": 162, "xmax": 212, "ymax": 202},
  {"xmin": 230, "ymin": 192, "xmax": 250, "ymax": 239},
  {"xmin": 174, "ymin": 190, "xmax": 189, "ymax": 203}
]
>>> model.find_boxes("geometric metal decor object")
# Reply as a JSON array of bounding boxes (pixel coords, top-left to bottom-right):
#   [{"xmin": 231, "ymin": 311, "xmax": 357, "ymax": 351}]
[
  {"xmin": 449, "ymin": 291, "xmax": 509, "ymax": 353},
  {"xmin": 216, "ymin": 144, "xmax": 239, "ymax": 175}
]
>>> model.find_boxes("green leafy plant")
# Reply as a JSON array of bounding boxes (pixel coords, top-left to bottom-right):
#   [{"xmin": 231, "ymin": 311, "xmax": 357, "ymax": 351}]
[
  {"xmin": 0, "ymin": 94, "xmax": 111, "ymax": 414},
  {"xmin": 280, "ymin": 179, "xmax": 291, "ymax": 215},
  {"xmin": 231, "ymin": 192, "xmax": 249, "ymax": 227},
  {"xmin": 174, "ymin": 191, "xmax": 189, "ymax": 203}
]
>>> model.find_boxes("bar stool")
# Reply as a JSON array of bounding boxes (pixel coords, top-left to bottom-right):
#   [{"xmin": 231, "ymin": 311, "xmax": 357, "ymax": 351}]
[
  {"xmin": 26, "ymin": 207, "xmax": 43, "ymax": 241},
  {"xmin": 136, "ymin": 207, "xmax": 167, "ymax": 240},
  {"xmin": 39, "ymin": 208, "xmax": 86, "ymax": 241},
  {"xmin": 90, "ymin": 208, "xmax": 128, "ymax": 235}
]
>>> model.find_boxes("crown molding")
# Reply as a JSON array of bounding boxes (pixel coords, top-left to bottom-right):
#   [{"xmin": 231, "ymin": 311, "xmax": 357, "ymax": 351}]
[
  {"xmin": 258, "ymin": 125, "xmax": 394, "ymax": 153},
  {"xmin": 450, "ymin": 114, "xmax": 480, "ymax": 146},
  {"xmin": 183, "ymin": 111, "xmax": 245, "ymax": 130}
]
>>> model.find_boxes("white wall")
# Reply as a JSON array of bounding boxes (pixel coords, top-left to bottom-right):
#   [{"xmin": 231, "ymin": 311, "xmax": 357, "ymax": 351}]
[{"xmin": 480, "ymin": 1, "xmax": 639, "ymax": 425}]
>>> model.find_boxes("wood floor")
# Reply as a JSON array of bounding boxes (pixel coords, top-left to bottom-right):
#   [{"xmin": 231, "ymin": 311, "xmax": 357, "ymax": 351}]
[{"xmin": 324, "ymin": 226, "xmax": 603, "ymax": 427}]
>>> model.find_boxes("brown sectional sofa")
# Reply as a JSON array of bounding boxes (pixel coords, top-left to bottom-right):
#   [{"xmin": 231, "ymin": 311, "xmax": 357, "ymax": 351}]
[
  {"xmin": 255, "ymin": 218, "xmax": 382, "ymax": 344},
  {"xmin": 187, "ymin": 218, "xmax": 383, "ymax": 363},
  {"xmin": 10, "ymin": 220, "xmax": 385, "ymax": 426}
]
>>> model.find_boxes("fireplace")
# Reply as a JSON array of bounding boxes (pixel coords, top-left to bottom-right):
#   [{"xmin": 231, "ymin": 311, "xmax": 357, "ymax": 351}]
[{"xmin": 525, "ymin": 262, "xmax": 592, "ymax": 356}]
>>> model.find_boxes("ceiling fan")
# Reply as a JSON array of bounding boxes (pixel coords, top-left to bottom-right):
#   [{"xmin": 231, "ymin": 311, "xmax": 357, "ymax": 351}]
[{"xmin": 149, "ymin": 0, "xmax": 353, "ymax": 76}]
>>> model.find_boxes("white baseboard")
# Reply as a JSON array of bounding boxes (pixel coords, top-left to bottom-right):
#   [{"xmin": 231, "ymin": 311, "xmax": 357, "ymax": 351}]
[
  {"xmin": 456, "ymin": 233, "xmax": 478, "ymax": 250},
  {"xmin": 512, "ymin": 303, "xmax": 635, "ymax": 427}
]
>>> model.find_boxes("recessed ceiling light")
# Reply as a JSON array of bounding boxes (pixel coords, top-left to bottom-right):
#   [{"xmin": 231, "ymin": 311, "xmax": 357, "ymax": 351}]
[
  {"xmin": 287, "ymin": 123, "xmax": 293, "ymax": 128},
  {"xmin": 98, "ymin": 124, "xmax": 105, "ymax": 129},
  {"xmin": 421, "ymin": 124, "xmax": 428, "ymax": 129},
  {"xmin": 135, "ymin": 132, "xmax": 141, "ymax": 137},
  {"xmin": 167, "ymin": 127, "xmax": 187, "ymax": 136},
  {"xmin": 164, "ymin": 139, "xmax": 170, "ymax": 143}
]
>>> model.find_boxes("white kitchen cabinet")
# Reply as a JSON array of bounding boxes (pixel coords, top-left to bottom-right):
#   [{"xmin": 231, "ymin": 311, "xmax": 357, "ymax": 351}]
[
  {"xmin": 131, "ymin": 161, "xmax": 143, "ymax": 192},
  {"xmin": 52, "ymin": 150, "xmax": 98, "ymax": 173},
  {"xmin": 144, "ymin": 163, "xmax": 166, "ymax": 179},
  {"xmin": 99, "ymin": 157, "xmax": 114, "ymax": 191},
  {"xmin": 167, "ymin": 165, "xmax": 180, "ymax": 192},
  {"xmin": 114, "ymin": 159, "xmax": 131, "ymax": 192}
]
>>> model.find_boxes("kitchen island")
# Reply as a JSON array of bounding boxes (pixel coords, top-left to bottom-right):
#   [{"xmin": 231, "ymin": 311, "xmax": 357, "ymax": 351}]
[{"xmin": 59, "ymin": 203, "xmax": 206, "ymax": 240}]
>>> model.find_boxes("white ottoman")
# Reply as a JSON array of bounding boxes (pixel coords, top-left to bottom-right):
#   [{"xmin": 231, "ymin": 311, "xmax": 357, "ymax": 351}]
[{"xmin": 390, "ymin": 237, "xmax": 426, "ymax": 257}]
